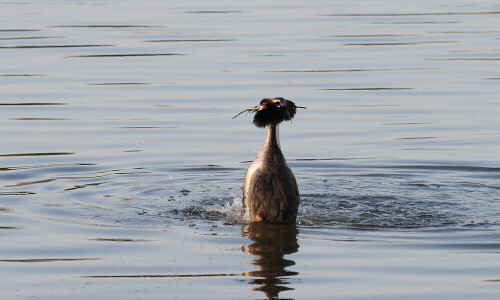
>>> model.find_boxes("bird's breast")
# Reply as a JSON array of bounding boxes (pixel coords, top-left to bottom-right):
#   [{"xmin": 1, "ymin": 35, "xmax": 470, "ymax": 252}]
[{"xmin": 243, "ymin": 152, "xmax": 264, "ymax": 201}]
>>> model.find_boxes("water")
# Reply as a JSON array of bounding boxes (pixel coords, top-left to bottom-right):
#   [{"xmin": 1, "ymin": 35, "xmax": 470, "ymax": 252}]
[{"xmin": 1, "ymin": 0, "xmax": 500, "ymax": 299}]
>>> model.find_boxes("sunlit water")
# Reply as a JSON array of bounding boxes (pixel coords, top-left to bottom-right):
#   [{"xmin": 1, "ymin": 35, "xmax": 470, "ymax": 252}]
[{"xmin": 1, "ymin": 1, "xmax": 500, "ymax": 299}]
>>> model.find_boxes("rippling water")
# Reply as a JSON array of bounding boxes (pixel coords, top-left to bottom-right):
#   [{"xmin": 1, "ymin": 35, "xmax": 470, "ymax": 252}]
[{"xmin": 1, "ymin": 1, "xmax": 500, "ymax": 299}]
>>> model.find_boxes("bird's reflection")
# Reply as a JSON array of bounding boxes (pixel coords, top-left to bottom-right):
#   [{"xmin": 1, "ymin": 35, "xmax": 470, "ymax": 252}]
[{"xmin": 242, "ymin": 223, "xmax": 299, "ymax": 300}]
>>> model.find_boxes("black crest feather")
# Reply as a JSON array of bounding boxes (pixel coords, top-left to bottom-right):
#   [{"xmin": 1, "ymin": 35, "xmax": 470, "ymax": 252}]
[{"xmin": 233, "ymin": 97, "xmax": 305, "ymax": 128}]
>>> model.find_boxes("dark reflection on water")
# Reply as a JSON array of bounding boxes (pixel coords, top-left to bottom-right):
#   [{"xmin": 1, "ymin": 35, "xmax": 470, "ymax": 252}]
[
  {"xmin": 184, "ymin": 10, "xmax": 245, "ymax": 14},
  {"xmin": 0, "ymin": 29, "xmax": 41, "ymax": 32},
  {"xmin": 0, "ymin": 74, "xmax": 44, "ymax": 76},
  {"xmin": 320, "ymin": 11, "xmax": 500, "ymax": 17},
  {"xmin": 318, "ymin": 87, "xmax": 412, "ymax": 91},
  {"xmin": 144, "ymin": 39, "xmax": 237, "ymax": 42},
  {"xmin": 242, "ymin": 223, "xmax": 299, "ymax": 300},
  {"xmin": 0, "ymin": 44, "xmax": 112, "ymax": 49},
  {"xmin": 66, "ymin": 53, "xmax": 187, "ymax": 58},
  {"xmin": 0, "ymin": 36, "xmax": 63, "ymax": 40},
  {"xmin": 0, "ymin": 102, "xmax": 66, "ymax": 106},
  {"xmin": 343, "ymin": 40, "xmax": 456, "ymax": 46},
  {"xmin": 266, "ymin": 67, "xmax": 438, "ymax": 73},
  {"xmin": 50, "ymin": 25, "xmax": 163, "ymax": 28},
  {"xmin": 0, "ymin": 152, "xmax": 74, "ymax": 157}
]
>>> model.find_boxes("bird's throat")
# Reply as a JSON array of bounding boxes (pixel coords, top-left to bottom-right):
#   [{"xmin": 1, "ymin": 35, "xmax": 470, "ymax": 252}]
[{"xmin": 266, "ymin": 123, "xmax": 281, "ymax": 149}]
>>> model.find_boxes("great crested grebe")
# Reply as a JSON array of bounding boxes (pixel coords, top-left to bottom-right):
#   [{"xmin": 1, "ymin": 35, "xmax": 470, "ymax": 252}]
[{"xmin": 233, "ymin": 97, "xmax": 305, "ymax": 223}]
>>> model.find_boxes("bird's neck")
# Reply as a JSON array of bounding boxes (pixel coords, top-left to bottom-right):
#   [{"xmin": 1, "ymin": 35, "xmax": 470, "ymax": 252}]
[
  {"xmin": 266, "ymin": 123, "xmax": 281, "ymax": 149},
  {"xmin": 255, "ymin": 122, "xmax": 286, "ymax": 166}
]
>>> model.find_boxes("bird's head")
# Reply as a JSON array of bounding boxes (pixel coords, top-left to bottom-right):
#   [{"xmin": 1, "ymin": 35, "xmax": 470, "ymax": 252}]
[{"xmin": 232, "ymin": 97, "xmax": 306, "ymax": 128}]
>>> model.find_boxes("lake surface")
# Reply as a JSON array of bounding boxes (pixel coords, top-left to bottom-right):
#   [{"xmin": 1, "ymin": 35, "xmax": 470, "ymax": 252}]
[{"xmin": 1, "ymin": 0, "xmax": 499, "ymax": 299}]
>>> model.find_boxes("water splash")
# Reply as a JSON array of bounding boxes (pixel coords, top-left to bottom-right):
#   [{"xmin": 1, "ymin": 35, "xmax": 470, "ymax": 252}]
[{"xmin": 185, "ymin": 193, "xmax": 249, "ymax": 224}]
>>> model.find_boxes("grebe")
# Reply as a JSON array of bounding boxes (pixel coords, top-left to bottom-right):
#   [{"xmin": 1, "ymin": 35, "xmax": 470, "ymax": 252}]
[{"xmin": 233, "ymin": 97, "xmax": 305, "ymax": 223}]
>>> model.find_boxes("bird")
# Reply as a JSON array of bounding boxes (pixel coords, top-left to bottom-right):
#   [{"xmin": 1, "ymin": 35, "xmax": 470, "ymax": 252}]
[{"xmin": 233, "ymin": 97, "xmax": 305, "ymax": 223}]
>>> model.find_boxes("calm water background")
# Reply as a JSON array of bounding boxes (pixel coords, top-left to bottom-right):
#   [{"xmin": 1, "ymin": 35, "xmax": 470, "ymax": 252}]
[{"xmin": 1, "ymin": 0, "xmax": 500, "ymax": 299}]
